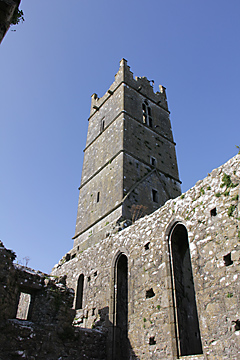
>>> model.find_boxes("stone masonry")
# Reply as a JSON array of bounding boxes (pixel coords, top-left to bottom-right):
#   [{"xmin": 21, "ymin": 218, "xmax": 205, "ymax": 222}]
[
  {"xmin": 0, "ymin": 240, "xmax": 106, "ymax": 359},
  {"xmin": 0, "ymin": 60, "xmax": 239, "ymax": 360},
  {"xmin": 54, "ymin": 61, "xmax": 240, "ymax": 359},
  {"xmin": 53, "ymin": 154, "xmax": 240, "ymax": 360},
  {"xmin": 73, "ymin": 59, "xmax": 181, "ymax": 252}
]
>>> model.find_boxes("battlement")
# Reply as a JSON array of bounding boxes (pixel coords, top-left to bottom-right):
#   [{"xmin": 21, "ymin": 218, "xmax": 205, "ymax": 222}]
[{"xmin": 90, "ymin": 58, "xmax": 168, "ymax": 118}]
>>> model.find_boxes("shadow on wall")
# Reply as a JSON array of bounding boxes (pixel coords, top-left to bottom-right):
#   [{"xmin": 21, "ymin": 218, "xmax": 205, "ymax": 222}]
[
  {"xmin": 95, "ymin": 307, "xmax": 140, "ymax": 360},
  {"xmin": 0, "ymin": 240, "xmax": 137, "ymax": 359}
]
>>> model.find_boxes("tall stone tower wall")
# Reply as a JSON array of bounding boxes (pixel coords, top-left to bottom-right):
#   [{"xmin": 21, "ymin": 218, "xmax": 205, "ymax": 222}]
[{"xmin": 73, "ymin": 59, "xmax": 181, "ymax": 251}]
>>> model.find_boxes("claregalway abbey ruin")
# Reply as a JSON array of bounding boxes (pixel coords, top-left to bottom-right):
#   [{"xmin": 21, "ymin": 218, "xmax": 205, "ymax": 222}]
[{"xmin": 0, "ymin": 60, "xmax": 239, "ymax": 360}]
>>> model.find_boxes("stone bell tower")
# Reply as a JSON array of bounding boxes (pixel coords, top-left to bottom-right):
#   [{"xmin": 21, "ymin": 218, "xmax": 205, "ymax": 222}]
[{"xmin": 73, "ymin": 59, "xmax": 181, "ymax": 251}]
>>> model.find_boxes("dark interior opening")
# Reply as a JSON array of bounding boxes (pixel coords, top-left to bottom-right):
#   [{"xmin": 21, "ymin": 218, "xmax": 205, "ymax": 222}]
[
  {"xmin": 170, "ymin": 223, "xmax": 203, "ymax": 356},
  {"xmin": 113, "ymin": 254, "xmax": 129, "ymax": 360},
  {"xmin": 75, "ymin": 274, "xmax": 84, "ymax": 310},
  {"xmin": 210, "ymin": 208, "xmax": 217, "ymax": 217},
  {"xmin": 223, "ymin": 253, "xmax": 233, "ymax": 266}
]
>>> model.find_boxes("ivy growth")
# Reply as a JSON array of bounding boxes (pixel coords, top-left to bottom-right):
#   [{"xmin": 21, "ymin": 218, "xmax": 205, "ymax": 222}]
[
  {"xmin": 11, "ymin": 9, "xmax": 25, "ymax": 25},
  {"xmin": 220, "ymin": 173, "xmax": 238, "ymax": 189},
  {"xmin": 228, "ymin": 205, "xmax": 236, "ymax": 217}
]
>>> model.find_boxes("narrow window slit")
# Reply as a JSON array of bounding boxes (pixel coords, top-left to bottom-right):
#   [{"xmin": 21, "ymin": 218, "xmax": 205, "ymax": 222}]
[
  {"xmin": 151, "ymin": 157, "xmax": 156, "ymax": 166},
  {"xmin": 97, "ymin": 192, "xmax": 100, "ymax": 203},
  {"xmin": 152, "ymin": 189, "xmax": 158, "ymax": 203}
]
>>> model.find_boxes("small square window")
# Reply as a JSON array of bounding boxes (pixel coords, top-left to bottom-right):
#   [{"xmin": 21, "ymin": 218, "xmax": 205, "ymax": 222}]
[
  {"xmin": 223, "ymin": 253, "xmax": 233, "ymax": 266},
  {"xmin": 210, "ymin": 208, "xmax": 217, "ymax": 217}
]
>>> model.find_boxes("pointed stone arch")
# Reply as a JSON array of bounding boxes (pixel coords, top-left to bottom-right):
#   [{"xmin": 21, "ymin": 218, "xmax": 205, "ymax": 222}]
[
  {"xmin": 111, "ymin": 251, "xmax": 129, "ymax": 360},
  {"xmin": 75, "ymin": 274, "xmax": 84, "ymax": 310},
  {"xmin": 168, "ymin": 222, "xmax": 203, "ymax": 357}
]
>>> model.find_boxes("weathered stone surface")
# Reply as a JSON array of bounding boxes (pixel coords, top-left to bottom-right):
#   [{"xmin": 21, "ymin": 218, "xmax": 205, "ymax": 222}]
[
  {"xmin": 1, "ymin": 61, "xmax": 239, "ymax": 359},
  {"xmin": 73, "ymin": 59, "xmax": 181, "ymax": 251},
  {"xmin": 0, "ymin": 241, "xmax": 106, "ymax": 359},
  {"xmin": 53, "ymin": 154, "xmax": 240, "ymax": 359}
]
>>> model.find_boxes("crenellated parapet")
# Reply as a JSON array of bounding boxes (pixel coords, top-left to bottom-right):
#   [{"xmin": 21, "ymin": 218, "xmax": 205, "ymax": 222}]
[{"xmin": 90, "ymin": 58, "xmax": 168, "ymax": 117}]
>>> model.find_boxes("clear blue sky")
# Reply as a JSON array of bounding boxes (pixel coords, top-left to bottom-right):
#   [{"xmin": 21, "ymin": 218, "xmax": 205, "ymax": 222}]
[{"xmin": 1, "ymin": 0, "xmax": 240, "ymax": 273}]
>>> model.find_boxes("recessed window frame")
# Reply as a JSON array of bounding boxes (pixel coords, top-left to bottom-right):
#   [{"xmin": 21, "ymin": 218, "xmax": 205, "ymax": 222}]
[
  {"xmin": 16, "ymin": 291, "xmax": 33, "ymax": 321},
  {"xmin": 150, "ymin": 156, "xmax": 157, "ymax": 167},
  {"xmin": 142, "ymin": 101, "xmax": 153, "ymax": 128},
  {"xmin": 152, "ymin": 189, "xmax": 158, "ymax": 203},
  {"xmin": 100, "ymin": 117, "xmax": 105, "ymax": 132},
  {"xmin": 97, "ymin": 191, "xmax": 100, "ymax": 203}
]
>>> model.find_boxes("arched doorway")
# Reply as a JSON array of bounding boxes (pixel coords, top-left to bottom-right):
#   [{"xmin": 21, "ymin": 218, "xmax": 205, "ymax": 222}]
[
  {"xmin": 169, "ymin": 223, "xmax": 203, "ymax": 357},
  {"xmin": 113, "ymin": 253, "xmax": 129, "ymax": 360}
]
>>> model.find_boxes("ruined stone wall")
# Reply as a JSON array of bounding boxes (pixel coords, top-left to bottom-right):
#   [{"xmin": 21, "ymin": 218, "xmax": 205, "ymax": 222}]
[
  {"xmin": 53, "ymin": 154, "xmax": 240, "ymax": 360},
  {"xmin": 0, "ymin": 242, "xmax": 106, "ymax": 360},
  {"xmin": 0, "ymin": 320, "xmax": 106, "ymax": 360}
]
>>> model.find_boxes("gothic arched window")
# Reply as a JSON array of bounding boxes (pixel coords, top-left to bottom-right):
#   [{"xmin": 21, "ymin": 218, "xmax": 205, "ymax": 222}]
[
  {"xmin": 169, "ymin": 223, "xmax": 203, "ymax": 357},
  {"xmin": 75, "ymin": 274, "xmax": 84, "ymax": 310},
  {"xmin": 142, "ymin": 101, "xmax": 153, "ymax": 128}
]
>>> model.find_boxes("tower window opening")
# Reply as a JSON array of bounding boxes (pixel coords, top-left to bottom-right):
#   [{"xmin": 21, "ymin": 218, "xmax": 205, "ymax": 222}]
[
  {"xmin": 100, "ymin": 118, "xmax": 105, "ymax": 132},
  {"xmin": 150, "ymin": 157, "xmax": 157, "ymax": 167},
  {"xmin": 149, "ymin": 117, "xmax": 153, "ymax": 128},
  {"xmin": 142, "ymin": 101, "xmax": 153, "ymax": 127},
  {"xmin": 97, "ymin": 192, "xmax": 100, "ymax": 203},
  {"xmin": 152, "ymin": 189, "xmax": 158, "ymax": 203}
]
